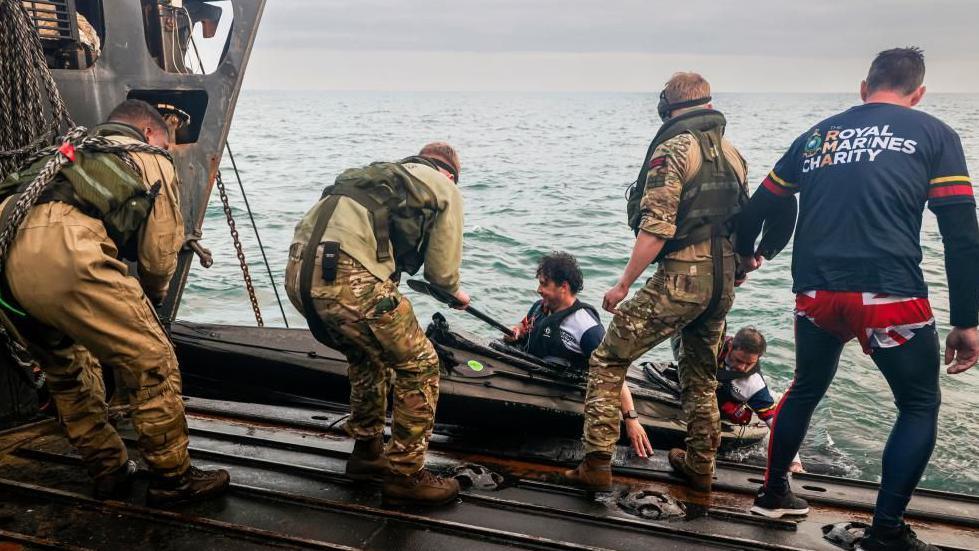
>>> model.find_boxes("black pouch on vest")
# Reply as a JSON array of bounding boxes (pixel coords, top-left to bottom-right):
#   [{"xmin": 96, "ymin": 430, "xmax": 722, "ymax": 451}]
[{"xmin": 320, "ymin": 241, "xmax": 341, "ymax": 283}]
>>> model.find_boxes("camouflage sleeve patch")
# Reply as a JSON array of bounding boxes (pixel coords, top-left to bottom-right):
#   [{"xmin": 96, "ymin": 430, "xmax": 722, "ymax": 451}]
[{"xmin": 638, "ymin": 134, "xmax": 695, "ymax": 239}]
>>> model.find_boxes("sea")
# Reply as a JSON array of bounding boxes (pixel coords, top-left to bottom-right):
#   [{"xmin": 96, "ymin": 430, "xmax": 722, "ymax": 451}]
[{"xmin": 178, "ymin": 91, "xmax": 979, "ymax": 496}]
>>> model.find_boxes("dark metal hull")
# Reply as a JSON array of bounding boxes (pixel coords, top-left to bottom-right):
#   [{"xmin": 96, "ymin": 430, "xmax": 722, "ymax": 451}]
[{"xmin": 171, "ymin": 320, "xmax": 770, "ymax": 451}]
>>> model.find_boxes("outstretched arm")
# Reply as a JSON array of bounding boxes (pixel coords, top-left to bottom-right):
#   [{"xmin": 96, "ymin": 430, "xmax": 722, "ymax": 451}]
[
  {"xmin": 736, "ymin": 185, "xmax": 797, "ymax": 271},
  {"xmin": 605, "ymin": 135, "xmax": 690, "ymax": 313},
  {"xmin": 933, "ymin": 203, "xmax": 979, "ymax": 374},
  {"xmin": 756, "ymin": 193, "xmax": 798, "ymax": 260}
]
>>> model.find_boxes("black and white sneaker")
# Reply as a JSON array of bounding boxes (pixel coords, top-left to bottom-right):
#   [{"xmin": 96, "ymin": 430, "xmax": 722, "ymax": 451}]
[
  {"xmin": 855, "ymin": 523, "xmax": 939, "ymax": 551},
  {"xmin": 749, "ymin": 486, "xmax": 810, "ymax": 518}
]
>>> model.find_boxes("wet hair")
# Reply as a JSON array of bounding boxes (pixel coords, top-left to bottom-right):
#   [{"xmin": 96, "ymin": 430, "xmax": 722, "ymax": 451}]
[
  {"xmin": 536, "ymin": 251, "xmax": 584, "ymax": 294},
  {"xmin": 418, "ymin": 142, "xmax": 460, "ymax": 182},
  {"xmin": 731, "ymin": 326, "xmax": 766, "ymax": 355},
  {"xmin": 107, "ymin": 99, "xmax": 168, "ymax": 136},
  {"xmin": 663, "ymin": 72, "xmax": 711, "ymax": 104},
  {"xmin": 866, "ymin": 47, "xmax": 926, "ymax": 95}
]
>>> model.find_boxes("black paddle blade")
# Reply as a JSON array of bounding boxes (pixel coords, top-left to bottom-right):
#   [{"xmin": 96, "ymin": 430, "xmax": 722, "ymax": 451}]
[{"xmin": 406, "ymin": 279, "xmax": 461, "ymax": 306}]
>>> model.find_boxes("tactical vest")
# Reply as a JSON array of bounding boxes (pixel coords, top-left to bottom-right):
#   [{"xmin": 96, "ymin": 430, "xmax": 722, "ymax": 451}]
[
  {"xmin": 523, "ymin": 299, "xmax": 602, "ymax": 372},
  {"xmin": 0, "ymin": 123, "xmax": 160, "ymax": 261},
  {"xmin": 625, "ymin": 109, "xmax": 747, "ymax": 260},
  {"xmin": 311, "ymin": 156, "xmax": 442, "ymax": 277}
]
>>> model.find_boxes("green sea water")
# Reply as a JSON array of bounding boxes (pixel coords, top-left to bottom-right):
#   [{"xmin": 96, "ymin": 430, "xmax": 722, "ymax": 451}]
[{"xmin": 179, "ymin": 91, "xmax": 979, "ymax": 495}]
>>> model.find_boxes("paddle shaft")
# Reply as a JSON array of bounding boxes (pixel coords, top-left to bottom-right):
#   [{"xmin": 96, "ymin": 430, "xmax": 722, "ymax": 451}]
[
  {"xmin": 405, "ymin": 279, "xmax": 514, "ymax": 337},
  {"xmin": 464, "ymin": 305, "xmax": 515, "ymax": 337}
]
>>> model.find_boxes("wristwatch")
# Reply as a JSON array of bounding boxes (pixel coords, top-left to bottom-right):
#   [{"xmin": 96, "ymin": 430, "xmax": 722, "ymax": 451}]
[{"xmin": 624, "ymin": 409, "xmax": 639, "ymax": 420}]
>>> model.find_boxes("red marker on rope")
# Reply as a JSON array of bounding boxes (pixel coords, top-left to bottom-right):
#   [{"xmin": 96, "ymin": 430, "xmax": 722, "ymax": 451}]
[{"xmin": 57, "ymin": 142, "xmax": 76, "ymax": 162}]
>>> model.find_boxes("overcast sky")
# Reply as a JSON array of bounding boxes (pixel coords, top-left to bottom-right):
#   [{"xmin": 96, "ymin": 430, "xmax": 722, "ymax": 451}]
[{"xmin": 236, "ymin": 1, "xmax": 979, "ymax": 92}]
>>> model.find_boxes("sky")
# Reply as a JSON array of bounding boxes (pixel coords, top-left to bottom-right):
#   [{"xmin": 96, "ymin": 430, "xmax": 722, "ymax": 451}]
[{"xmin": 223, "ymin": 0, "xmax": 979, "ymax": 93}]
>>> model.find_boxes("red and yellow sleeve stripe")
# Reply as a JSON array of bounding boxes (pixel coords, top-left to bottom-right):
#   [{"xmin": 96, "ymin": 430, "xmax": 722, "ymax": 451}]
[
  {"xmin": 761, "ymin": 171, "xmax": 797, "ymax": 197},
  {"xmin": 928, "ymin": 175, "xmax": 974, "ymax": 200},
  {"xmin": 754, "ymin": 403, "xmax": 777, "ymax": 422}
]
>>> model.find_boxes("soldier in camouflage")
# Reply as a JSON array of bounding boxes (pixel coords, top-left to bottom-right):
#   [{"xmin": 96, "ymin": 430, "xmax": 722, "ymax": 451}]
[
  {"xmin": 566, "ymin": 73, "xmax": 748, "ymax": 493},
  {"xmin": 286, "ymin": 142, "xmax": 469, "ymax": 506}
]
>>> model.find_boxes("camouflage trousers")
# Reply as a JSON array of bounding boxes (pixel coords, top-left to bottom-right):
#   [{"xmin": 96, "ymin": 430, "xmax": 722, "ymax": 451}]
[
  {"xmin": 286, "ymin": 251, "xmax": 440, "ymax": 475},
  {"xmin": 583, "ymin": 255, "xmax": 735, "ymax": 475},
  {"xmin": 4, "ymin": 202, "xmax": 191, "ymax": 479}
]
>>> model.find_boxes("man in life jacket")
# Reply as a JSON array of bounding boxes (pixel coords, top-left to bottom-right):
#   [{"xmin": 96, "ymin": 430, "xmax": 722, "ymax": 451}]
[
  {"xmin": 507, "ymin": 252, "xmax": 654, "ymax": 457},
  {"xmin": 285, "ymin": 142, "xmax": 470, "ymax": 506},
  {"xmin": 0, "ymin": 100, "xmax": 229, "ymax": 506},
  {"xmin": 738, "ymin": 47, "xmax": 979, "ymax": 550},
  {"xmin": 675, "ymin": 327, "xmax": 804, "ymax": 472},
  {"xmin": 565, "ymin": 72, "xmax": 748, "ymax": 493}
]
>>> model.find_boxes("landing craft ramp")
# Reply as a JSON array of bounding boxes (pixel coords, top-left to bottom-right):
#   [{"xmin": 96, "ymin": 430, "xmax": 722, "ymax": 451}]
[{"xmin": 2, "ymin": 397, "xmax": 977, "ymax": 551}]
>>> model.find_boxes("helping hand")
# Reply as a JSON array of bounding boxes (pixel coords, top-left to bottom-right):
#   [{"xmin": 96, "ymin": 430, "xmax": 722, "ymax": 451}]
[
  {"xmin": 739, "ymin": 254, "xmax": 763, "ymax": 274},
  {"xmin": 603, "ymin": 282, "xmax": 629, "ymax": 314},
  {"xmin": 504, "ymin": 325, "xmax": 524, "ymax": 343},
  {"xmin": 945, "ymin": 326, "xmax": 979, "ymax": 374},
  {"xmin": 625, "ymin": 419, "xmax": 654, "ymax": 458},
  {"xmin": 451, "ymin": 289, "xmax": 471, "ymax": 310}
]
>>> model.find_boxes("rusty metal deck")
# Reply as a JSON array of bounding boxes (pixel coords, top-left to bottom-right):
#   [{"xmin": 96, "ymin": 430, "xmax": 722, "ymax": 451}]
[{"xmin": 1, "ymin": 399, "xmax": 977, "ymax": 551}]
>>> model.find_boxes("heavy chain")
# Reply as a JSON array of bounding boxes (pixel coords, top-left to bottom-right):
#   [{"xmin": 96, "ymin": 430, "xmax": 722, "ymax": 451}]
[{"xmin": 215, "ymin": 170, "xmax": 263, "ymax": 326}]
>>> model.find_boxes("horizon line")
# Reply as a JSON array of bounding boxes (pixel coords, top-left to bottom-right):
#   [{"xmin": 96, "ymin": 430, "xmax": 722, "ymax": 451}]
[{"xmin": 240, "ymin": 88, "xmax": 979, "ymax": 95}]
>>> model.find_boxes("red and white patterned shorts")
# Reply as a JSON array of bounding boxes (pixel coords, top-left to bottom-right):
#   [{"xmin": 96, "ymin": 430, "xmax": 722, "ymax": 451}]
[{"xmin": 795, "ymin": 291, "xmax": 935, "ymax": 354}]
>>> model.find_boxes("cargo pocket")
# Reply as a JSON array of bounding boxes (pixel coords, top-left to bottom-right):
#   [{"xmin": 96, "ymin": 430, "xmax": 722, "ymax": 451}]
[
  {"xmin": 284, "ymin": 256, "xmax": 304, "ymax": 311},
  {"xmin": 664, "ymin": 273, "xmax": 702, "ymax": 304},
  {"xmin": 366, "ymin": 287, "xmax": 428, "ymax": 364}
]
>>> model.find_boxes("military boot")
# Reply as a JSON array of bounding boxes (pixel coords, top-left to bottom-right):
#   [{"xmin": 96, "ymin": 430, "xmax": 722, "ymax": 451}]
[
  {"xmin": 94, "ymin": 459, "xmax": 137, "ymax": 500},
  {"xmin": 146, "ymin": 466, "xmax": 230, "ymax": 508},
  {"xmin": 668, "ymin": 448, "xmax": 712, "ymax": 493},
  {"xmin": 856, "ymin": 523, "xmax": 940, "ymax": 551},
  {"xmin": 564, "ymin": 452, "xmax": 612, "ymax": 491},
  {"xmin": 383, "ymin": 468, "xmax": 460, "ymax": 506},
  {"xmin": 346, "ymin": 436, "xmax": 388, "ymax": 481}
]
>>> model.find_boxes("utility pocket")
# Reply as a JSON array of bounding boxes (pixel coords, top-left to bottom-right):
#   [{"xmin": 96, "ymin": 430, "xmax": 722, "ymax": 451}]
[
  {"xmin": 366, "ymin": 288, "xmax": 429, "ymax": 363},
  {"xmin": 664, "ymin": 273, "xmax": 703, "ymax": 304}
]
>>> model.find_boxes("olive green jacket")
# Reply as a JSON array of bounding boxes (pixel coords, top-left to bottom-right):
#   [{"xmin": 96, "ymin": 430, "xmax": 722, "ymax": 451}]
[{"xmin": 291, "ymin": 162, "xmax": 463, "ymax": 293}]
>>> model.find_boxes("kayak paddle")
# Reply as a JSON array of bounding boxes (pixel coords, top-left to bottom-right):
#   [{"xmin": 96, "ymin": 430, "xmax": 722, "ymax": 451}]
[{"xmin": 405, "ymin": 279, "xmax": 515, "ymax": 338}]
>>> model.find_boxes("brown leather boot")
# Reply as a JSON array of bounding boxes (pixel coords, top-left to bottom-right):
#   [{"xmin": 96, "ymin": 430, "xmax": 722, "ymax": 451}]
[
  {"xmin": 146, "ymin": 466, "xmax": 231, "ymax": 508},
  {"xmin": 383, "ymin": 468, "xmax": 460, "ymax": 506},
  {"xmin": 94, "ymin": 460, "xmax": 137, "ymax": 500},
  {"xmin": 345, "ymin": 436, "xmax": 388, "ymax": 481},
  {"xmin": 564, "ymin": 452, "xmax": 612, "ymax": 491},
  {"xmin": 668, "ymin": 448, "xmax": 712, "ymax": 493}
]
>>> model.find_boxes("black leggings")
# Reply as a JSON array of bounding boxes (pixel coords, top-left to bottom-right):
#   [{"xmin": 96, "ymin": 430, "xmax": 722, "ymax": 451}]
[{"xmin": 766, "ymin": 317, "xmax": 941, "ymax": 528}]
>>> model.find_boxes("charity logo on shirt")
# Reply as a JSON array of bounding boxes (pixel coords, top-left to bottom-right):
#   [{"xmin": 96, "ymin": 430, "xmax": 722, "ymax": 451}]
[{"xmin": 801, "ymin": 125, "xmax": 917, "ymax": 173}]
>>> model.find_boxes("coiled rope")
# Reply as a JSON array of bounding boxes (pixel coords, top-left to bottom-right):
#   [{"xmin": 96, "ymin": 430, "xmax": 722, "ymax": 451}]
[
  {"xmin": 0, "ymin": 0, "xmax": 73, "ymax": 179},
  {"xmin": 0, "ymin": 0, "xmax": 171, "ymax": 267}
]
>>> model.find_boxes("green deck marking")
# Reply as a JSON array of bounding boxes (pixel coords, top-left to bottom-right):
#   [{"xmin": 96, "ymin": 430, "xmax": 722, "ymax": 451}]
[{"xmin": 467, "ymin": 360, "xmax": 484, "ymax": 372}]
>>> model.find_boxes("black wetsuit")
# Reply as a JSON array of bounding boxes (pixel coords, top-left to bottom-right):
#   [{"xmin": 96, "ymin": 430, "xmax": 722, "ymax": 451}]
[{"xmin": 737, "ymin": 103, "xmax": 979, "ymax": 529}]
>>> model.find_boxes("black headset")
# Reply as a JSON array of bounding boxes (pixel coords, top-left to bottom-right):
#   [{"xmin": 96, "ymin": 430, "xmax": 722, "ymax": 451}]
[{"xmin": 657, "ymin": 90, "xmax": 712, "ymax": 121}]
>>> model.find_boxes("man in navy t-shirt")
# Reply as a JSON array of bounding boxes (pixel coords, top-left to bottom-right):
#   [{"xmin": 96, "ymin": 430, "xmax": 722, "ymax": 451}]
[{"xmin": 737, "ymin": 47, "xmax": 979, "ymax": 551}]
